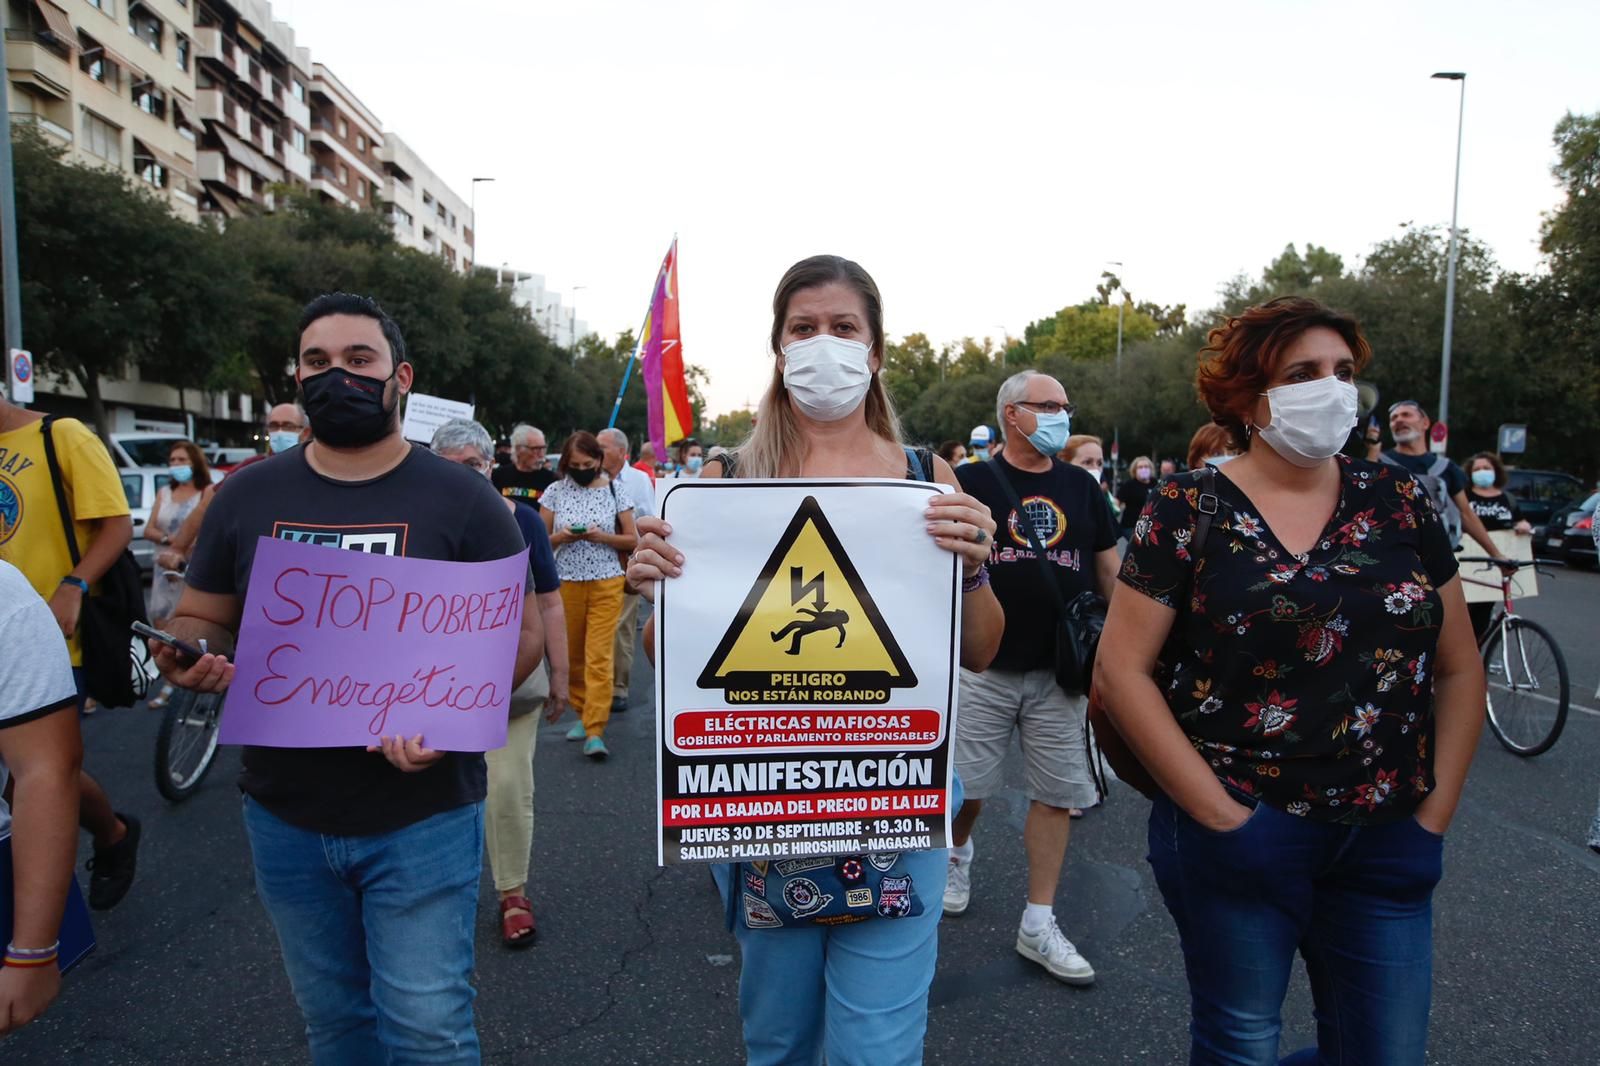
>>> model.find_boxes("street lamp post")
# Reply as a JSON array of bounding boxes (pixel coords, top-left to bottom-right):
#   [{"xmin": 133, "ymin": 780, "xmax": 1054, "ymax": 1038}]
[
  {"xmin": 1107, "ymin": 261, "xmax": 1124, "ymax": 482},
  {"xmin": 1432, "ymin": 72, "xmax": 1466, "ymax": 430},
  {"xmin": 570, "ymin": 284, "xmax": 587, "ymax": 351},
  {"xmin": 468, "ymin": 177, "xmax": 494, "ymax": 270}
]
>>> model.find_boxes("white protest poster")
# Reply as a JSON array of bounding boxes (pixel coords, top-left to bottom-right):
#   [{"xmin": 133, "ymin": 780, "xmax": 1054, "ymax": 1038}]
[
  {"xmin": 654, "ymin": 479, "xmax": 962, "ymax": 866},
  {"xmin": 1459, "ymin": 530, "xmax": 1537, "ymax": 604},
  {"xmin": 400, "ymin": 393, "xmax": 475, "ymax": 444}
]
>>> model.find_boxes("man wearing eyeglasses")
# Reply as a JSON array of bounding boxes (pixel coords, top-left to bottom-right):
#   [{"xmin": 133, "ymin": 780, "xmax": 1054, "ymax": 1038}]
[
  {"xmin": 1366, "ymin": 400, "xmax": 1506, "ymax": 563},
  {"xmin": 945, "ymin": 370, "xmax": 1119, "ymax": 987},
  {"xmin": 493, "ymin": 424, "xmax": 556, "ymax": 505}
]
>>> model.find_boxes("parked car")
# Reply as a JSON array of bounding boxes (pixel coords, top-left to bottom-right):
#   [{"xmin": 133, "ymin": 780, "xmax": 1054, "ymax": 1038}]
[
  {"xmin": 109, "ymin": 432, "xmax": 188, "ymax": 470},
  {"xmin": 207, "ymin": 446, "xmax": 259, "ymax": 472},
  {"xmin": 120, "ymin": 467, "xmax": 172, "ymax": 577},
  {"xmin": 1504, "ymin": 468, "xmax": 1587, "ymax": 539},
  {"xmin": 1544, "ymin": 490, "xmax": 1599, "ymax": 569}
]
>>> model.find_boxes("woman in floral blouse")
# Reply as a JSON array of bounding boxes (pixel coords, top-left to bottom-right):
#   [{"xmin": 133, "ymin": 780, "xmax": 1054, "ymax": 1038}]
[{"xmin": 1094, "ymin": 297, "xmax": 1485, "ymax": 1066}]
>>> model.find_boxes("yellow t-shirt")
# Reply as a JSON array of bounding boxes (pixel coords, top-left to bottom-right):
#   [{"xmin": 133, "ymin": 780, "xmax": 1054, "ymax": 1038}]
[{"xmin": 0, "ymin": 417, "xmax": 131, "ymax": 664}]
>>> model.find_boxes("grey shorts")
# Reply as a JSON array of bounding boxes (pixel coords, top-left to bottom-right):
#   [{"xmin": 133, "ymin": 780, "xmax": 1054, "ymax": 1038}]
[{"xmin": 953, "ymin": 666, "xmax": 1097, "ymax": 810}]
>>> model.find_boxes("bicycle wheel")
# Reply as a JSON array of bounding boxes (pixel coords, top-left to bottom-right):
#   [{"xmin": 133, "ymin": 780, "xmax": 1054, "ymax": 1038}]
[
  {"xmin": 1483, "ymin": 616, "xmax": 1569, "ymax": 757},
  {"xmin": 154, "ymin": 688, "xmax": 224, "ymax": 802}
]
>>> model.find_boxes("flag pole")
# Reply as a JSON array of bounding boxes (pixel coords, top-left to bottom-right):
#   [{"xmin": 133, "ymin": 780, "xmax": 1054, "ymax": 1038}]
[
  {"xmin": 606, "ymin": 237, "xmax": 675, "ymax": 431},
  {"xmin": 605, "ymin": 302, "xmax": 654, "ymax": 430}
]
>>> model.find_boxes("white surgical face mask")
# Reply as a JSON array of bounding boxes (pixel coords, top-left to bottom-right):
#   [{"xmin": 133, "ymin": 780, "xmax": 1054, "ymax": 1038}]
[
  {"xmin": 1254, "ymin": 376, "xmax": 1359, "ymax": 468},
  {"xmin": 781, "ymin": 335, "xmax": 873, "ymax": 422}
]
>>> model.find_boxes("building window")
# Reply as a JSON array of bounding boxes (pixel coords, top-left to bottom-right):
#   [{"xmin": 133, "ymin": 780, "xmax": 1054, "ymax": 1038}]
[
  {"xmin": 337, "ymin": 163, "xmax": 348, "ymax": 184},
  {"xmin": 133, "ymin": 85, "xmax": 165, "ymax": 119},
  {"xmin": 356, "ymin": 133, "xmax": 366, "ymax": 152},
  {"xmin": 129, "ymin": 7, "xmax": 162, "ymax": 52},
  {"xmin": 447, "ymin": 211, "xmax": 456, "ymax": 230},
  {"xmin": 292, "ymin": 80, "xmax": 306, "ymax": 102},
  {"xmin": 292, "ymin": 127, "xmax": 307, "ymax": 152},
  {"xmin": 81, "ymin": 110, "xmax": 122, "ymax": 164},
  {"xmin": 137, "ymin": 160, "xmax": 167, "ymax": 188},
  {"xmin": 176, "ymin": 34, "xmax": 190, "ymax": 72},
  {"xmin": 390, "ymin": 205, "xmax": 414, "ymax": 230},
  {"xmin": 82, "ymin": 53, "xmax": 120, "ymax": 91},
  {"xmin": 87, "ymin": 0, "xmax": 115, "ymax": 13},
  {"xmin": 422, "ymin": 190, "xmax": 434, "ymax": 206},
  {"xmin": 337, "ymin": 117, "xmax": 348, "ymax": 138},
  {"xmin": 356, "ymin": 178, "xmax": 367, "ymax": 199}
]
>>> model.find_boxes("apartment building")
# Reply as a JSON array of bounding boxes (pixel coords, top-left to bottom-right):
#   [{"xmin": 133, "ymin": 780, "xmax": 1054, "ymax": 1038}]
[
  {"xmin": 378, "ymin": 131, "xmax": 473, "ymax": 272},
  {"xmin": 306, "ymin": 61, "xmax": 382, "ymax": 212},
  {"xmin": 191, "ymin": 0, "xmax": 312, "ymax": 217},
  {"xmin": 5, "ymin": 0, "xmax": 202, "ymax": 220},
  {"xmin": 499, "ymin": 267, "xmax": 593, "ymax": 348}
]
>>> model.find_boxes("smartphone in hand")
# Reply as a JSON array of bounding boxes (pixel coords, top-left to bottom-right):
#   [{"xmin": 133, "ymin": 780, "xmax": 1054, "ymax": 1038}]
[{"xmin": 131, "ymin": 620, "xmax": 206, "ymax": 664}]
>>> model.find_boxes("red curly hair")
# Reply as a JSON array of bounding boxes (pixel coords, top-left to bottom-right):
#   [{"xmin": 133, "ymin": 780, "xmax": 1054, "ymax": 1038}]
[{"xmin": 1195, "ymin": 296, "xmax": 1371, "ymax": 450}]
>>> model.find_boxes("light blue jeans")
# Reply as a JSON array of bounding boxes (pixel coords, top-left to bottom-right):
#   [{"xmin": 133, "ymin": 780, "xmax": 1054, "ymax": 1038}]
[
  {"xmin": 243, "ymin": 797, "xmax": 484, "ymax": 1065},
  {"xmin": 716, "ymin": 847, "xmax": 945, "ymax": 1066}
]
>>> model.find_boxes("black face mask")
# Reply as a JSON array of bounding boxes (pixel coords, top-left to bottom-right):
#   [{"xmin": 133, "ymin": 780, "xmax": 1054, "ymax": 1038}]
[
  {"xmin": 299, "ymin": 367, "xmax": 397, "ymax": 448},
  {"xmin": 568, "ymin": 466, "xmax": 600, "ymax": 487}
]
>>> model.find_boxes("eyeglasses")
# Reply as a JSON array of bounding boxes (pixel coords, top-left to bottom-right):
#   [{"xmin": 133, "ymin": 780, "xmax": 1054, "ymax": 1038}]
[
  {"xmin": 265, "ymin": 421, "xmax": 304, "ymax": 432},
  {"xmin": 1014, "ymin": 400, "xmax": 1076, "ymax": 416}
]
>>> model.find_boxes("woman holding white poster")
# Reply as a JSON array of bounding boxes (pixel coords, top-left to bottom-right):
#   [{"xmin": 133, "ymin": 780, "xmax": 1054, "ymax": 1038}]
[{"xmin": 629, "ymin": 255, "xmax": 1003, "ymax": 1066}]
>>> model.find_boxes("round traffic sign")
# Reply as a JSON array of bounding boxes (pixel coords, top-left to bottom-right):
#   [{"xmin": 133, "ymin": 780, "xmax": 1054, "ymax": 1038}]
[{"xmin": 1430, "ymin": 421, "xmax": 1447, "ymax": 443}]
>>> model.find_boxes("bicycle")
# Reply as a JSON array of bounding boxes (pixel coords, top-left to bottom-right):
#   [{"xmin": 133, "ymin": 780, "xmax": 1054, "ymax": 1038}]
[
  {"xmin": 1458, "ymin": 556, "xmax": 1569, "ymax": 756},
  {"xmin": 153, "ymin": 685, "xmax": 225, "ymax": 802}
]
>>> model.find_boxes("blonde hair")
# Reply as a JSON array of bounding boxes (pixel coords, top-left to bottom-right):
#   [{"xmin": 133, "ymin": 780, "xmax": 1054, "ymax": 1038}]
[
  {"xmin": 1061, "ymin": 433, "xmax": 1102, "ymax": 463},
  {"xmin": 1130, "ymin": 454, "xmax": 1154, "ymax": 473},
  {"xmin": 730, "ymin": 256, "xmax": 903, "ymax": 479}
]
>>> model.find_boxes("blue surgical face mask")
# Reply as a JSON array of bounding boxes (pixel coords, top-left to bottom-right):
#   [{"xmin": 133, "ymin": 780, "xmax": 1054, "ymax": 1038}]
[
  {"xmin": 1025, "ymin": 410, "xmax": 1072, "ymax": 458},
  {"xmin": 970, "ymin": 446, "xmax": 989, "ymax": 462},
  {"xmin": 1204, "ymin": 453, "xmax": 1236, "ymax": 467},
  {"xmin": 1470, "ymin": 468, "xmax": 1496, "ymax": 489},
  {"xmin": 686, "ymin": 456, "xmax": 704, "ymax": 473},
  {"xmin": 268, "ymin": 431, "xmax": 301, "ymax": 454},
  {"xmin": 168, "ymin": 464, "xmax": 193, "ymax": 484}
]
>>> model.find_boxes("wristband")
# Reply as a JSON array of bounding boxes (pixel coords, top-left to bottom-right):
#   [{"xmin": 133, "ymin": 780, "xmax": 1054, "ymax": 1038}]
[
  {"xmin": 60, "ymin": 575, "xmax": 89, "ymax": 595},
  {"xmin": 5, "ymin": 941, "xmax": 60, "ymax": 967},
  {"xmin": 961, "ymin": 565, "xmax": 990, "ymax": 593}
]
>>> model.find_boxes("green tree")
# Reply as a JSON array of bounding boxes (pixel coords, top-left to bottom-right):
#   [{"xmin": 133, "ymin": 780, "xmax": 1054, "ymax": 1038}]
[{"xmin": 11, "ymin": 129, "xmax": 193, "ymax": 434}]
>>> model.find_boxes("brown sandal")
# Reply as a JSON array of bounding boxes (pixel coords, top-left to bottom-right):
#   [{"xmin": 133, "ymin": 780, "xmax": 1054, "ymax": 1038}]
[{"xmin": 500, "ymin": 895, "xmax": 537, "ymax": 948}]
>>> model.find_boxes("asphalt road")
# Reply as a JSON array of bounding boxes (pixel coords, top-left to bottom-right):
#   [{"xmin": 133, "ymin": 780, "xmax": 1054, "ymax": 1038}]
[{"xmin": 7, "ymin": 569, "xmax": 1599, "ymax": 1065}]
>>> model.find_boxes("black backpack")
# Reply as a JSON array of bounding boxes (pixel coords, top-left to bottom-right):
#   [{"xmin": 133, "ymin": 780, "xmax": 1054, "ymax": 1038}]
[{"xmin": 41, "ymin": 416, "xmax": 150, "ymax": 709}]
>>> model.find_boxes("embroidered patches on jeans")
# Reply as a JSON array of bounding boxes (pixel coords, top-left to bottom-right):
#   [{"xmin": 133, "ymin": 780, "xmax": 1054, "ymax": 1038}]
[
  {"xmin": 876, "ymin": 875, "xmax": 913, "ymax": 918},
  {"xmin": 845, "ymin": 887, "xmax": 873, "ymax": 907},
  {"xmin": 782, "ymin": 877, "xmax": 833, "ymax": 919},
  {"xmin": 838, "ymin": 858, "xmax": 865, "ymax": 884},
  {"xmin": 743, "ymin": 893, "xmax": 782, "ymax": 929}
]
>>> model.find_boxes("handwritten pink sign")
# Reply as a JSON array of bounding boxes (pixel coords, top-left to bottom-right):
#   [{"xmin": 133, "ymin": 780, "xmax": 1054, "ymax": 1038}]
[{"xmin": 220, "ymin": 537, "xmax": 529, "ymax": 751}]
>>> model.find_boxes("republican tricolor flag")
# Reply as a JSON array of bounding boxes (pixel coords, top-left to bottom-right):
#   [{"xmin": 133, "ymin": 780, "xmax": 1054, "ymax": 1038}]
[{"xmin": 640, "ymin": 239, "xmax": 692, "ymax": 458}]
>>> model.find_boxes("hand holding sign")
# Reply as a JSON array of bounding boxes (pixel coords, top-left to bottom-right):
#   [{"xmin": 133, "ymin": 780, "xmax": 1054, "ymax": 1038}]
[{"xmin": 221, "ymin": 538, "xmax": 529, "ymax": 752}]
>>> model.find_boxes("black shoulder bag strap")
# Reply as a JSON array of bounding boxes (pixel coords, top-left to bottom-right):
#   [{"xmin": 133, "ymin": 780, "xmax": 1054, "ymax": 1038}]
[
  {"xmin": 1193, "ymin": 465, "xmax": 1219, "ymax": 558},
  {"xmin": 984, "ymin": 458, "xmax": 1067, "ymax": 615},
  {"xmin": 39, "ymin": 415, "xmax": 85, "ymax": 568}
]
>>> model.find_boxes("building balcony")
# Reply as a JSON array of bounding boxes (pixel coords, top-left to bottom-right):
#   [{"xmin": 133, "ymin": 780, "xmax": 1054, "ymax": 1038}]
[
  {"xmin": 196, "ymin": 149, "xmax": 251, "ymax": 199},
  {"xmin": 308, "ymin": 123, "xmax": 383, "ymax": 188},
  {"xmin": 284, "ymin": 93, "xmax": 309, "ymax": 131},
  {"xmin": 5, "ymin": 33, "xmax": 73, "ymax": 101},
  {"xmin": 9, "ymin": 110, "xmax": 72, "ymax": 144},
  {"xmin": 193, "ymin": 27, "xmax": 231, "ymax": 75}
]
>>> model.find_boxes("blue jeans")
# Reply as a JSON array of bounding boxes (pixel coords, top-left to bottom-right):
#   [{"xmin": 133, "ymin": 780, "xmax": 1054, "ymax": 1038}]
[
  {"xmin": 242, "ymin": 797, "xmax": 484, "ymax": 1065},
  {"xmin": 1147, "ymin": 793, "xmax": 1442, "ymax": 1066},
  {"xmin": 714, "ymin": 847, "xmax": 945, "ymax": 1066}
]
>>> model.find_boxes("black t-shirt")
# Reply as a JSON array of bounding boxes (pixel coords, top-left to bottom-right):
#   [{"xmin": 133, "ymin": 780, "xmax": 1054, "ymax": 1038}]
[
  {"xmin": 1119, "ymin": 458, "xmax": 1458, "ymax": 824},
  {"xmin": 492, "ymin": 464, "xmax": 556, "ymax": 504},
  {"xmin": 1115, "ymin": 478, "xmax": 1155, "ymax": 530},
  {"xmin": 1465, "ymin": 489, "xmax": 1522, "ymax": 531},
  {"xmin": 1380, "ymin": 450, "xmax": 1467, "ymax": 498},
  {"xmin": 956, "ymin": 456, "xmax": 1118, "ymax": 672},
  {"xmin": 186, "ymin": 445, "xmax": 528, "ymax": 836}
]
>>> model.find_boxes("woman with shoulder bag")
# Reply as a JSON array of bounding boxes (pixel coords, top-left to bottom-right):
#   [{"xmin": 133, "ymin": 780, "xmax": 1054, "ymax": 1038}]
[
  {"xmin": 1093, "ymin": 297, "xmax": 1484, "ymax": 1066},
  {"xmin": 628, "ymin": 255, "xmax": 1003, "ymax": 1066}
]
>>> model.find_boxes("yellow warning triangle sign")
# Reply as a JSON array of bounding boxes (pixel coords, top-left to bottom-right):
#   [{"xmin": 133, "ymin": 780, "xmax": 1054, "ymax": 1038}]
[{"xmin": 698, "ymin": 496, "xmax": 916, "ymax": 703}]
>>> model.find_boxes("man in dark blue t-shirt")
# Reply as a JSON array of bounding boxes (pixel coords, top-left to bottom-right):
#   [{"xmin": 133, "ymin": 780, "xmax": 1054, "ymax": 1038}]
[
  {"xmin": 947, "ymin": 370, "xmax": 1119, "ymax": 988},
  {"xmin": 153, "ymin": 294, "xmax": 543, "ymax": 1063}
]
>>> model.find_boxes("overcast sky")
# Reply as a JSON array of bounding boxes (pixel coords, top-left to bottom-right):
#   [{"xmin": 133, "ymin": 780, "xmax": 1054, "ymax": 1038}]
[{"xmin": 281, "ymin": 0, "xmax": 1598, "ymax": 417}]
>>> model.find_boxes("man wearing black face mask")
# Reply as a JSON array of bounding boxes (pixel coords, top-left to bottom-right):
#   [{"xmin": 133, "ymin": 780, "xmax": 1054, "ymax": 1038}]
[{"xmin": 151, "ymin": 292, "xmax": 542, "ymax": 1064}]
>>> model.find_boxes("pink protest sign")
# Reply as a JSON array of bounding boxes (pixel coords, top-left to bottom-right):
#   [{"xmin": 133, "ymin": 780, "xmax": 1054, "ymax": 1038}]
[{"xmin": 219, "ymin": 536, "xmax": 529, "ymax": 752}]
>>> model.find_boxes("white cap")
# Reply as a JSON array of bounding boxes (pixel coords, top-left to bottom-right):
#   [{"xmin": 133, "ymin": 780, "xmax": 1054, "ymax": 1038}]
[{"xmin": 969, "ymin": 425, "xmax": 992, "ymax": 445}]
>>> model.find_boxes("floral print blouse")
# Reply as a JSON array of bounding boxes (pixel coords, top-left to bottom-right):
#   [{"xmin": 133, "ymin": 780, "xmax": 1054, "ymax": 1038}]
[{"xmin": 1118, "ymin": 456, "xmax": 1459, "ymax": 824}]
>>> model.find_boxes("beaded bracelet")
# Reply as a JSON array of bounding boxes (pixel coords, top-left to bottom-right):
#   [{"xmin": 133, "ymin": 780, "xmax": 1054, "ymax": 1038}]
[
  {"xmin": 4, "ymin": 941, "xmax": 60, "ymax": 968},
  {"xmin": 961, "ymin": 565, "xmax": 990, "ymax": 594}
]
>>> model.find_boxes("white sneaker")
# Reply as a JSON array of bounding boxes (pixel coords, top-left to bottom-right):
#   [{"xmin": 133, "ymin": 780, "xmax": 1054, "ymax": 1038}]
[
  {"xmin": 1016, "ymin": 919, "xmax": 1095, "ymax": 985},
  {"xmin": 943, "ymin": 853, "xmax": 971, "ymax": 916}
]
